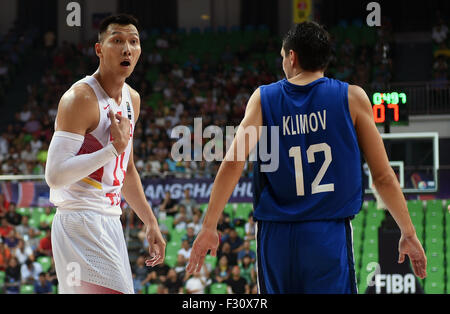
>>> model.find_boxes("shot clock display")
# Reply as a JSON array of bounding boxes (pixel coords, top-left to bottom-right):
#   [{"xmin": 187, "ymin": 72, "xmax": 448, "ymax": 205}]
[{"xmin": 371, "ymin": 92, "xmax": 409, "ymax": 125}]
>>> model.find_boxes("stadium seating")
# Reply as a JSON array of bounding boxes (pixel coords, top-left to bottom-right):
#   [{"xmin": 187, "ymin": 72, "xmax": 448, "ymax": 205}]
[
  {"xmin": 205, "ymin": 255, "xmax": 217, "ymax": 270},
  {"xmin": 170, "ymin": 228, "xmax": 186, "ymax": 243},
  {"xmin": 0, "ymin": 271, "xmax": 5, "ymax": 293},
  {"xmin": 209, "ymin": 283, "xmax": 228, "ymax": 294},
  {"xmin": 20, "ymin": 285, "xmax": 34, "ymax": 294},
  {"xmin": 37, "ymin": 256, "xmax": 52, "ymax": 272},
  {"xmin": 146, "ymin": 283, "xmax": 159, "ymax": 294}
]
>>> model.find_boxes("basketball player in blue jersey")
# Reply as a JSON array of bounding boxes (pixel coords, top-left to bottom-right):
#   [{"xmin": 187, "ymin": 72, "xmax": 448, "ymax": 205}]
[{"xmin": 187, "ymin": 22, "xmax": 427, "ymax": 293}]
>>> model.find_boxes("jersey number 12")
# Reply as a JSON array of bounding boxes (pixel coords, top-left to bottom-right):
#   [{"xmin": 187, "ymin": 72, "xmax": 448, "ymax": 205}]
[{"xmin": 289, "ymin": 143, "xmax": 334, "ymax": 196}]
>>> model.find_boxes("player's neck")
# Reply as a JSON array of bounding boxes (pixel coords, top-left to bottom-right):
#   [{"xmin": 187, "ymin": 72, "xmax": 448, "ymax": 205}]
[
  {"xmin": 93, "ymin": 68, "xmax": 125, "ymax": 104},
  {"xmin": 288, "ymin": 69, "xmax": 324, "ymax": 86}
]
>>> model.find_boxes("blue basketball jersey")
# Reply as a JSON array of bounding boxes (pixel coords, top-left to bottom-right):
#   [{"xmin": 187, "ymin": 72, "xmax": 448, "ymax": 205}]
[{"xmin": 253, "ymin": 77, "xmax": 363, "ymax": 222}]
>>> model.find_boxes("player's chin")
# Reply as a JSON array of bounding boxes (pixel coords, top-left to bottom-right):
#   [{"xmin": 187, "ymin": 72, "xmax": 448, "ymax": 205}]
[{"xmin": 117, "ymin": 65, "xmax": 134, "ymax": 78}]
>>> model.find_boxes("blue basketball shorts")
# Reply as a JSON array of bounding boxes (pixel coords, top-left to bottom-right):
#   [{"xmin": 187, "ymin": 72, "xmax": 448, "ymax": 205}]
[{"xmin": 255, "ymin": 218, "xmax": 357, "ymax": 294}]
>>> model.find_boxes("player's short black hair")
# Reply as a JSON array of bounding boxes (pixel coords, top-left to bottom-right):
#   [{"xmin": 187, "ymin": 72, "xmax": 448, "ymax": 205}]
[
  {"xmin": 98, "ymin": 13, "xmax": 140, "ymax": 42},
  {"xmin": 282, "ymin": 21, "xmax": 331, "ymax": 72}
]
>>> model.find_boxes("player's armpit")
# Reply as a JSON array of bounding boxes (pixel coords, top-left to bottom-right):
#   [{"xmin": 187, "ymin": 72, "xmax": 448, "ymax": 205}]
[{"xmin": 55, "ymin": 83, "xmax": 99, "ymax": 135}]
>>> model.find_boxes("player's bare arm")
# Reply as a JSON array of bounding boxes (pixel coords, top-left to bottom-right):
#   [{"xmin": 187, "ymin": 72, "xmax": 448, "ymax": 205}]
[
  {"xmin": 187, "ymin": 88, "xmax": 262, "ymax": 274},
  {"xmin": 348, "ymin": 84, "xmax": 427, "ymax": 279},
  {"xmin": 45, "ymin": 84, "xmax": 130, "ymax": 189},
  {"xmin": 121, "ymin": 86, "xmax": 166, "ymax": 267}
]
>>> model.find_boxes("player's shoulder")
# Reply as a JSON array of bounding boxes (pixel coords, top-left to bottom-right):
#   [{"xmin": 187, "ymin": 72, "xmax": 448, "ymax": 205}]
[
  {"xmin": 59, "ymin": 82, "xmax": 97, "ymax": 111},
  {"xmin": 259, "ymin": 79, "xmax": 284, "ymax": 91},
  {"xmin": 347, "ymin": 84, "xmax": 369, "ymax": 102}
]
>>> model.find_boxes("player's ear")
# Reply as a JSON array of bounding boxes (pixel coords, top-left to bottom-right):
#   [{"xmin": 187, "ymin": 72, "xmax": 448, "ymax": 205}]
[
  {"xmin": 95, "ymin": 42, "xmax": 102, "ymax": 58},
  {"xmin": 289, "ymin": 49, "xmax": 296, "ymax": 68}
]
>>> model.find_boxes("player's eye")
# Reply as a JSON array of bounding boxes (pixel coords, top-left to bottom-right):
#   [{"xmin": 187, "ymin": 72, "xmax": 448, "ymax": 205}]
[{"xmin": 115, "ymin": 39, "xmax": 121, "ymax": 43}]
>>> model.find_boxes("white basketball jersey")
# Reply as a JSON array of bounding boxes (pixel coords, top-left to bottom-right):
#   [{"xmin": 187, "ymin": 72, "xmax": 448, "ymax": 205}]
[{"xmin": 50, "ymin": 75, "xmax": 135, "ymax": 216}]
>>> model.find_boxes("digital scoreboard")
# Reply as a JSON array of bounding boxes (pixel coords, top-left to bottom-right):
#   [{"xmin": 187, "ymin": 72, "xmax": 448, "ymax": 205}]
[{"xmin": 371, "ymin": 92, "xmax": 409, "ymax": 125}]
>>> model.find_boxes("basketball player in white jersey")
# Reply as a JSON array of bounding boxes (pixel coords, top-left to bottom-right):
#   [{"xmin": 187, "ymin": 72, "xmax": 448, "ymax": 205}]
[{"xmin": 45, "ymin": 14, "xmax": 166, "ymax": 294}]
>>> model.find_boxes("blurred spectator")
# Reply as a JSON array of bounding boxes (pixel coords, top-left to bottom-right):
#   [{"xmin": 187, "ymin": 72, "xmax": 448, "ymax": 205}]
[
  {"xmin": 164, "ymin": 268, "xmax": 184, "ymax": 294},
  {"xmin": 217, "ymin": 212, "xmax": 233, "ymax": 236},
  {"xmin": 432, "ymin": 18, "xmax": 449, "ymax": 44},
  {"xmin": 21, "ymin": 258, "xmax": 42, "ymax": 284},
  {"xmin": 223, "ymin": 229, "xmax": 244, "ymax": 254},
  {"xmin": 4, "ymin": 256, "xmax": 21, "ymax": 294},
  {"xmin": 185, "ymin": 267, "xmax": 208, "ymax": 294},
  {"xmin": 0, "ymin": 240, "xmax": 11, "ymax": 271},
  {"xmin": 218, "ymin": 242, "xmax": 238, "ymax": 266},
  {"xmin": 26, "ymin": 228, "xmax": 41, "ymax": 252},
  {"xmin": 147, "ymin": 48, "xmax": 162, "ymax": 65},
  {"xmin": 4, "ymin": 229, "xmax": 19, "ymax": 250},
  {"xmin": 181, "ymin": 226, "xmax": 196, "ymax": 247},
  {"xmin": 15, "ymin": 215, "xmax": 33, "ymax": 239},
  {"xmin": 178, "ymin": 188, "xmax": 197, "ymax": 218},
  {"xmin": 36, "ymin": 227, "xmax": 52, "ymax": 257},
  {"xmin": 187, "ymin": 212, "xmax": 202, "ymax": 236},
  {"xmin": 0, "ymin": 133, "xmax": 9, "ymax": 158},
  {"xmin": 13, "ymin": 238, "xmax": 33, "ymax": 265},
  {"xmin": 433, "ymin": 56, "xmax": 448, "ymax": 73},
  {"xmin": 0, "ymin": 217, "xmax": 13, "ymax": 237},
  {"xmin": 177, "ymin": 239, "xmax": 192, "ymax": 262},
  {"xmin": 214, "ymin": 255, "xmax": 231, "ymax": 283},
  {"xmin": 5, "ymin": 203, "xmax": 21, "ymax": 226},
  {"xmin": 0, "ymin": 194, "xmax": 8, "ymax": 218},
  {"xmin": 157, "ymin": 283, "xmax": 169, "ymax": 294},
  {"xmin": 244, "ymin": 213, "xmax": 256, "ymax": 241},
  {"xmin": 46, "ymin": 260, "xmax": 58, "ymax": 288},
  {"xmin": 159, "ymin": 191, "xmax": 178, "ymax": 217},
  {"xmin": 434, "ymin": 42, "xmax": 450, "ymax": 58},
  {"xmin": 174, "ymin": 254, "xmax": 187, "ymax": 279},
  {"xmin": 239, "ymin": 255, "xmax": 256, "ymax": 285},
  {"xmin": 226, "ymin": 265, "xmax": 250, "ymax": 294},
  {"xmin": 34, "ymin": 272, "xmax": 53, "ymax": 294},
  {"xmin": 132, "ymin": 255, "xmax": 151, "ymax": 293},
  {"xmin": 147, "ymin": 261, "xmax": 170, "ymax": 284},
  {"xmin": 39, "ymin": 206, "xmax": 55, "ymax": 230},
  {"xmin": 237, "ymin": 240, "xmax": 256, "ymax": 264},
  {"xmin": 173, "ymin": 204, "xmax": 191, "ymax": 231}
]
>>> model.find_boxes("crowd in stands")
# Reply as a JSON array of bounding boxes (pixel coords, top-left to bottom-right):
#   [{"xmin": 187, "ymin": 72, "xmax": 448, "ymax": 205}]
[
  {"xmin": 126, "ymin": 188, "xmax": 258, "ymax": 294},
  {"xmin": 432, "ymin": 15, "xmax": 450, "ymax": 87},
  {"xmin": 0, "ymin": 25, "xmax": 39, "ymax": 101},
  {"xmin": 0, "ymin": 22, "xmax": 391, "ymax": 182},
  {"xmin": 0, "ymin": 22, "xmax": 394, "ymax": 294},
  {"xmin": 0, "ymin": 195, "xmax": 56, "ymax": 294}
]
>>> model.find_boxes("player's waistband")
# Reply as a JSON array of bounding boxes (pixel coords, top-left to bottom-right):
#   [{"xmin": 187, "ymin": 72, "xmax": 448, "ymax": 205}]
[{"xmin": 55, "ymin": 207, "xmax": 122, "ymax": 217}]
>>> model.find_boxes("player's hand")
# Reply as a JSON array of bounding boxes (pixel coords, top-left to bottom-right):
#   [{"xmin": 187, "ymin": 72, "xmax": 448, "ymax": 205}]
[
  {"xmin": 145, "ymin": 222, "xmax": 166, "ymax": 267},
  {"xmin": 109, "ymin": 110, "xmax": 131, "ymax": 155},
  {"xmin": 186, "ymin": 227, "xmax": 219, "ymax": 274},
  {"xmin": 398, "ymin": 233, "xmax": 427, "ymax": 279}
]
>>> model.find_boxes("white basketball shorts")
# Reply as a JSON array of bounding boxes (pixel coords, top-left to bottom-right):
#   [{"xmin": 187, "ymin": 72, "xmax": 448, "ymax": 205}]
[{"xmin": 51, "ymin": 209, "xmax": 134, "ymax": 294}]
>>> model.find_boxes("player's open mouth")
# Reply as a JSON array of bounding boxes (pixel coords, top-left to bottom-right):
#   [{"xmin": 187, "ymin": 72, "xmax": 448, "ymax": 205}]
[{"xmin": 120, "ymin": 61, "xmax": 131, "ymax": 67}]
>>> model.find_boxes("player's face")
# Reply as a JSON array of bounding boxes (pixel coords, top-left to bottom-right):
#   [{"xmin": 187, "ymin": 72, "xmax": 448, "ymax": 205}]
[{"xmin": 96, "ymin": 24, "xmax": 141, "ymax": 78}]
